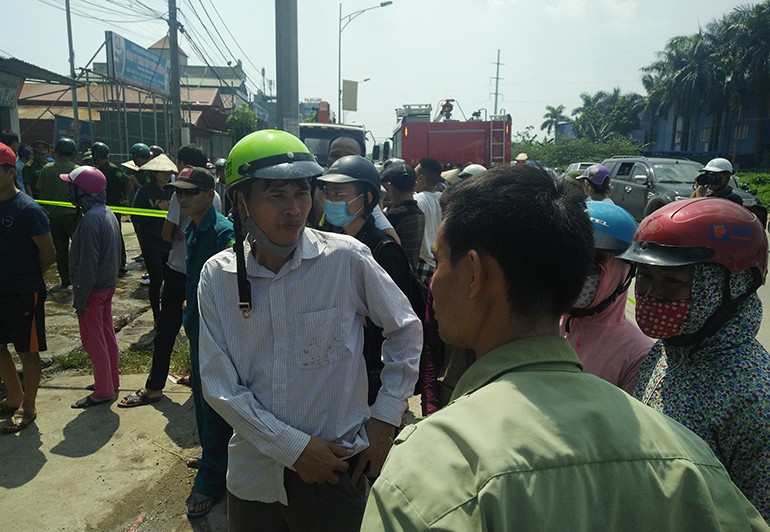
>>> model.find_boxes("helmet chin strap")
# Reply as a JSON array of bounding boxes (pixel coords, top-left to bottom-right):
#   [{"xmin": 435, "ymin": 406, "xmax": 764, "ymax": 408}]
[
  {"xmin": 232, "ymin": 195, "xmax": 304, "ymax": 319},
  {"xmin": 238, "ymin": 197, "xmax": 301, "ymax": 260},
  {"xmin": 242, "ymin": 217, "xmax": 303, "ymax": 259},
  {"xmin": 665, "ymin": 268, "xmax": 763, "ymax": 349}
]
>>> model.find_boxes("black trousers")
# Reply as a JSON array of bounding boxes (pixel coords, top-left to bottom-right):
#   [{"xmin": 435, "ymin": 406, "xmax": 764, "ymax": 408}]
[
  {"xmin": 145, "ymin": 267, "xmax": 186, "ymax": 391},
  {"xmin": 49, "ymin": 209, "xmax": 80, "ymax": 286},
  {"xmin": 137, "ymin": 241, "xmax": 168, "ymax": 324},
  {"xmin": 227, "ymin": 463, "xmax": 367, "ymax": 532}
]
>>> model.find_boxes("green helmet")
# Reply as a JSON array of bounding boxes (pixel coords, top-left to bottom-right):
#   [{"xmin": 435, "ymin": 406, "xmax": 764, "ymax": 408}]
[{"xmin": 225, "ymin": 129, "xmax": 323, "ymax": 192}]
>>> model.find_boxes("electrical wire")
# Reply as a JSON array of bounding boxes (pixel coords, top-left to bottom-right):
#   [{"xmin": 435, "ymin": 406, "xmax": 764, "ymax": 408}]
[{"xmin": 204, "ymin": 0, "xmax": 268, "ymax": 86}]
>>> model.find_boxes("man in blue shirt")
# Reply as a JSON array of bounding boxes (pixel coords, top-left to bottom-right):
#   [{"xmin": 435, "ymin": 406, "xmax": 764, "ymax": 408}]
[
  {"xmin": 0, "ymin": 142, "xmax": 56, "ymax": 433},
  {"xmin": 166, "ymin": 166, "xmax": 234, "ymax": 519}
]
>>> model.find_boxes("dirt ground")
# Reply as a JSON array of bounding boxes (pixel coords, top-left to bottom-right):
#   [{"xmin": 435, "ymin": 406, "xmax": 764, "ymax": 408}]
[{"xmin": 0, "ymin": 220, "xmax": 228, "ymax": 531}]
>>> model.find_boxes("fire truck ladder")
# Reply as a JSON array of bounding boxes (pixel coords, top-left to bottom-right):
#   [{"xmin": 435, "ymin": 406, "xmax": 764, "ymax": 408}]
[{"xmin": 489, "ymin": 115, "xmax": 507, "ymax": 166}]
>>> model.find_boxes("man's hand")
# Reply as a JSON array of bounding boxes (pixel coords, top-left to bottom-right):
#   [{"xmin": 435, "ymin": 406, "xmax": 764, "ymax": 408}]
[
  {"xmin": 293, "ymin": 436, "xmax": 353, "ymax": 484},
  {"xmin": 691, "ymin": 185, "xmax": 708, "ymax": 198},
  {"xmin": 351, "ymin": 418, "xmax": 397, "ymax": 484}
]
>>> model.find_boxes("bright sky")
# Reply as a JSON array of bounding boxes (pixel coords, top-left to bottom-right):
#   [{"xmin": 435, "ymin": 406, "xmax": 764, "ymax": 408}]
[{"xmin": 2, "ymin": 0, "xmax": 750, "ymax": 149}]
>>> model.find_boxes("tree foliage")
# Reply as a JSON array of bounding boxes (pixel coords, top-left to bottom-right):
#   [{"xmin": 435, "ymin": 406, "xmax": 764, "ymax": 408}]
[
  {"xmin": 540, "ymin": 105, "xmax": 568, "ymax": 137},
  {"xmin": 571, "ymin": 88, "xmax": 644, "ymax": 142},
  {"xmin": 511, "ymin": 135, "xmax": 642, "ymax": 170},
  {"xmin": 641, "ymin": 1, "xmax": 770, "ymax": 165},
  {"xmin": 227, "ymin": 103, "xmax": 259, "ymax": 142}
]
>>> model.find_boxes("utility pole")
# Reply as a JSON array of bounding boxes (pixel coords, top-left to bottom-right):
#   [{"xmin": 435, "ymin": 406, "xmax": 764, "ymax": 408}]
[
  {"xmin": 491, "ymin": 49, "xmax": 503, "ymax": 115},
  {"xmin": 275, "ymin": 0, "xmax": 300, "ymax": 135},
  {"xmin": 65, "ymin": 0, "xmax": 81, "ymax": 147},
  {"xmin": 168, "ymin": 0, "xmax": 182, "ymax": 152}
]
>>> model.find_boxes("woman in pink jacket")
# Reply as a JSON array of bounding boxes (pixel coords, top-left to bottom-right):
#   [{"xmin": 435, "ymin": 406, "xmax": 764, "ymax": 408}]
[{"xmin": 561, "ymin": 201, "xmax": 653, "ymax": 393}]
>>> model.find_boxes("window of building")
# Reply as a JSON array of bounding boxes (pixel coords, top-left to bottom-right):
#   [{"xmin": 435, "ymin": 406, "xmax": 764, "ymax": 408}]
[{"xmin": 736, "ymin": 124, "xmax": 749, "ymax": 140}]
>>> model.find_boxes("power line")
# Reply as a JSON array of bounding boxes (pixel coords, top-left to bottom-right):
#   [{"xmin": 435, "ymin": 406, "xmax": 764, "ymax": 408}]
[
  {"xmin": 183, "ymin": 0, "xmax": 231, "ymax": 65},
  {"xmin": 204, "ymin": 0, "xmax": 268, "ymax": 87}
]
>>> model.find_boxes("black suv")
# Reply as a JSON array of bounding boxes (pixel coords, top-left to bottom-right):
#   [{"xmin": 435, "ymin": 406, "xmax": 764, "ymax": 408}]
[{"xmin": 601, "ymin": 156, "xmax": 756, "ymax": 221}]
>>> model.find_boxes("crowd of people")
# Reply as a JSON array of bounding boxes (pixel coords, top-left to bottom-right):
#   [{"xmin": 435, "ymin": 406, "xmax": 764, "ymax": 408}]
[{"xmin": 0, "ymin": 126, "xmax": 769, "ymax": 529}]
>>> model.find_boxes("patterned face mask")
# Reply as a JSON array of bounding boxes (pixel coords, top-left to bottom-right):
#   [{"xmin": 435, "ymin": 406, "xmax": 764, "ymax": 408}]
[
  {"xmin": 572, "ymin": 273, "xmax": 600, "ymax": 309},
  {"xmin": 635, "ymin": 295, "xmax": 692, "ymax": 339}
]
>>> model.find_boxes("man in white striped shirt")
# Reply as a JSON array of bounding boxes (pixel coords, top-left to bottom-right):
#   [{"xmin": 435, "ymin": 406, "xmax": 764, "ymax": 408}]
[{"xmin": 197, "ymin": 130, "xmax": 421, "ymax": 531}]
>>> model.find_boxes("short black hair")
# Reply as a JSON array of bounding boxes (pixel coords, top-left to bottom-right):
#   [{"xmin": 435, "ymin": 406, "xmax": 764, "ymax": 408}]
[
  {"xmin": 418, "ymin": 158, "xmax": 442, "ymax": 185},
  {"xmin": 177, "ymin": 144, "xmax": 208, "ymax": 167},
  {"xmin": 440, "ymin": 164, "xmax": 594, "ymax": 319},
  {"xmin": 585, "ymin": 179, "xmax": 611, "ymax": 194},
  {"xmin": 0, "ymin": 130, "xmax": 19, "ymax": 147}
]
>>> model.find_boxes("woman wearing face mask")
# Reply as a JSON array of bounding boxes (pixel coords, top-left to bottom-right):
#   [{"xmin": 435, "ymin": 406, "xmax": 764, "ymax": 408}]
[
  {"xmin": 620, "ymin": 197, "xmax": 770, "ymax": 520},
  {"xmin": 561, "ymin": 201, "xmax": 653, "ymax": 393}
]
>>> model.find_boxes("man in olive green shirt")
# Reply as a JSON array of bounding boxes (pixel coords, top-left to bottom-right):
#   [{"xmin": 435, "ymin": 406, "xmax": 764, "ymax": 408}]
[
  {"xmin": 35, "ymin": 138, "xmax": 80, "ymax": 289},
  {"xmin": 362, "ymin": 165, "xmax": 767, "ymax": 530}
]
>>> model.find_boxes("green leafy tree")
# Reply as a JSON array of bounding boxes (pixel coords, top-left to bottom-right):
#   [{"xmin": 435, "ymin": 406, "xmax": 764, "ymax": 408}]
[
  {"xmin": 227, "ymin": 103, "xmax": 259, "ymax": 142},
  {"xmin": 572, "ymin": 88, "xmax": 644, "ymax": 142},
  {"xmin": 540, "ymin": 105, "xmax": 569, "ymax": 138},
  {"xmin": 511, "ymin": 137, "xmax": 642, "ymax": 170},
  {"xmin": 640, "ymin": 2, "xmax": 770, "ymax": 166},
  {"xmin": 720, "ymin": 2, "xmax": 770, "ymax": 165}
]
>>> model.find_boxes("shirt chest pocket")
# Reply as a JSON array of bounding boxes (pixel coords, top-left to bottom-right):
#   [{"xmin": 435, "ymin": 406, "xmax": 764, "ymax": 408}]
[{"xmin": 295, "ymin": 307, "xmax": 344, "ymax": 369}]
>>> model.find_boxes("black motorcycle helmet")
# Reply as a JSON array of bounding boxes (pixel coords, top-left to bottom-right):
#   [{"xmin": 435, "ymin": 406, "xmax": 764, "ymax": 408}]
[
  {"xmin": 90, "ymin": 142, "xmax": 110, "ymax": 160},
  {"xmin": 149, "ymin": 145, "xmax": 165, "ymax": 157},
  {"xmin": 55, "ymin": 137, "xmax": 77, "ymax": 156},
  {"xmin": 316, "ymin": 155, "xmax": 380, "ymax": 212}
]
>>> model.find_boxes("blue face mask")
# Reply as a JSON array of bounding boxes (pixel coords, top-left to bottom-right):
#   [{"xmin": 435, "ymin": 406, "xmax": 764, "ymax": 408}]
[{"xmin": 323, "ymin": 195, "xmax": 362, "ymax": 228}]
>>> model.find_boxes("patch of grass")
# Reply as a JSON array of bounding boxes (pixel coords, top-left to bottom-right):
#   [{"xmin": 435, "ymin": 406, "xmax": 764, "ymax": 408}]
[
  {"xmin": 738, "ymin": 172, "xmax": 770, "ymax": 207},
  {"xmin": 54, "ymin": 341, "xmax": 191, "ymax": 375}
]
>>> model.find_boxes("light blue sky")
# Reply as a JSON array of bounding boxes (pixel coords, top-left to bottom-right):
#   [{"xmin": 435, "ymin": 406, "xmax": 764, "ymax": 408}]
[{"xmin": 3, "ymin": 0, "xmax": 750, "ymax": 148}]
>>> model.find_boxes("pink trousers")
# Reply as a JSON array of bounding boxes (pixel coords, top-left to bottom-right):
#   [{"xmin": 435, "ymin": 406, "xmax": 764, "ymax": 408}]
[{"xmin": 77, "ymin": 287, "xmax": 119, "ymax": 398}]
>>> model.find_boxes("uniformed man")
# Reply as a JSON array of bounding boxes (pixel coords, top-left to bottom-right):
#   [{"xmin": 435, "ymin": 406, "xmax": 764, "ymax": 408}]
[
  {"xmin": 22, "ymin": 141, "xmax": 49, "ymax": 197},
  {"xmin": 92, "ymin": 142, "xmax": 130, "ymax": 275}
]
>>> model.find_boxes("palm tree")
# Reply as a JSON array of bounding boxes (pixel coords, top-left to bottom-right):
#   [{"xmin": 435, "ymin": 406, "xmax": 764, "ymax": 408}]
[
  {"xmin": 719, "ymin": 2, "xmax": 770, "ymax": 165},
  {"xmin": 540, "ymin": 105, "xmax": 568, "ymax": 138},
  {"xmin": 571, "ymin": 88, "xmax": 643, "ymax": 141},
  {"xmin": 641, "ymin": 3, "xmax": 769, "ymax": 162}
]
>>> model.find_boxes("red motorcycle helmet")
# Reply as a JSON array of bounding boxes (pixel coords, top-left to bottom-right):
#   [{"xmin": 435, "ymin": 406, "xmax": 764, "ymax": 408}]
[{"xmin": 619, "ymin": 198, "xmax": 768, "ymax": 280}]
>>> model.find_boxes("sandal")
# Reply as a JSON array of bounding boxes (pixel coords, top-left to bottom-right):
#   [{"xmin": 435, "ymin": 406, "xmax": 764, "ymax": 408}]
[
  {"xmin": 71, "ymin": 395, "xmax": 113, "ymax": 409},
  {"xmin": 1, "ymin": 410, "xmax": 36, "ymax": 434},
  {"xmin": 0, "ymin": 399, "xmax": 19, "ymax": 417},
  {"xmin": 117, "ymin": 389, "xmax": 162, "ymax": 408},
  {"xmin": 186, "ymin": 490, "xmax": 218, "ymax": 518},
  {"xmin": 186, "ymin": 456, "xmax": 202, "ymax": 469}
]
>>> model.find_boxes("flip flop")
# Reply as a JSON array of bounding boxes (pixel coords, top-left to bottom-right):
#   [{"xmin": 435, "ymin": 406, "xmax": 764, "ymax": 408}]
[
  {"xmin": 71, "ymin": 395, "xmax": 113, "ymax": 409},
  {"xmin": 186, "ymin": 490, "xmax": 218, "ymax": 518},
  {"xmin": 117, "ymin": 389, "xmax": 162, "ymax": 408},
  {"xmin": 1, "ymin": 410, "xmax": 36, "ymax": 434},
  {"xmin": 186, "ymin": 456, "xmax": 202, "ymax": 469}
]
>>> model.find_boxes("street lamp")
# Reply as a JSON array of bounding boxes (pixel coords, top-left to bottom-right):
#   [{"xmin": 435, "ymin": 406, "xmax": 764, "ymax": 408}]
[{"xmin": 338, "ymin": 1, "xmax": 392, "ymax": 123}]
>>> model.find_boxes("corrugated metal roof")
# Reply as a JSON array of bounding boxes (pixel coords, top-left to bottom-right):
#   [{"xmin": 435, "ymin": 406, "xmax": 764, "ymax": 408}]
[
  {"xmin": 19, "ymin": 105, "xmax": 98, "ymax": 121},
  {"xmin": 0, "ymin": 57, "xmax": 81, "ymax": 85}
]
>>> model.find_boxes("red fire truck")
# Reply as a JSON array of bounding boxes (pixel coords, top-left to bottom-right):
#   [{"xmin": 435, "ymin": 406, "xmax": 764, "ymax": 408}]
[{"xmin": 390, "ymin": 99, "xmax": 512, "ymax": 167}]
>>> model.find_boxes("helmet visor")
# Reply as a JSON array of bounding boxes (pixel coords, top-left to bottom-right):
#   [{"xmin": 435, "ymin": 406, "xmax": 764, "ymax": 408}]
[{"xmin": 619, "ymin": 241, "xmax": 715, "ymax": 267}]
